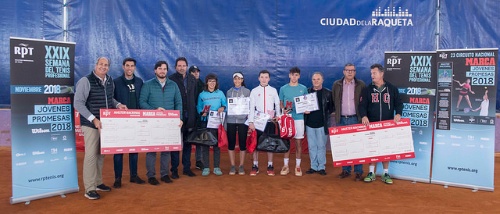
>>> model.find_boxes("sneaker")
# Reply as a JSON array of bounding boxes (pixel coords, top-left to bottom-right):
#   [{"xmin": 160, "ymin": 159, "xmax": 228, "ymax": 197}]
[
  {"xmin": 229, "ymin": 166, "xmax": 236, "ymax": 175},
  {"xmin": 267, "ymin": 165, "xmax": 275, "ymax": 176},
  {"xmin": 202, "ymin": 168, "xmax": 210, "ymax": 176},
  {"xmin": 160, "ymin": 175, "xmax": 173, "ymax": 183},
  {"xmin": 318, "ymin": 169, "xmax": 327, "ymax": 176},
  {"xmin": 148, "ymin": 177, "xmax": 160, "ymax": 185},
  {"xmin": 171, "ymin": 170, "xmax": 179, "ymax": 179},
  {"xmin": 250, "ymin": 165, "xmax": 259, "ymax": 176},
  {"xmin": 305, "ymin": 168, "xmax": 317, "ymax": 174},
  {"xmin": 295, "ymin": 167, "xmax": 303, "ymax": 176},
  {"xmin": 364, "ymin": 172, "xmax": 376, "ymax": 182},
  {"xmin": 113, "ymin": 179, "xmax": 121, "ymax": 188},
  {"xmin": 195, "ymin": 161, "xmax": 204, "ymax": 170},
  {"xmin": 84, "ymin": 190, "xmax": 100, "ymax": 200},
  {"xmin": 214, "ymin": 167, "xmax": 223, "ymax": 176},
  {"xmin": 238, "ymin": 165, "xmax": 245, "ymax": 175},
  {"xmin": 96, "ymin": 184, "xmax": 111, "ymax": 192},
  {"xmin": 382, "ymin": 173, "xmax": 393, "ymax": 184},
  {"xmin": 130, "ymin": 176, "xmax": 146, "ymax": 184},
  {"xmin": 183, "ymin": 170, "xmax": 196, "ymax": 177},
  {"xmin": 338, "ymin": 171, "xmax": 351, "ymax": 179},
  {"xmin": 355, "ymin": 173, "xmax": 363, "ymax": 181},
  {"xmin": 280, "ymin": 166, "xmax": 290, "ymax": 176}
]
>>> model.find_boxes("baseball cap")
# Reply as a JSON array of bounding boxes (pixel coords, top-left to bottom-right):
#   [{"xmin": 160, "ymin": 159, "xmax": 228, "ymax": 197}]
[{"xmin": 189, "ymin": 65, "xmax": 200, "ymax": 73}]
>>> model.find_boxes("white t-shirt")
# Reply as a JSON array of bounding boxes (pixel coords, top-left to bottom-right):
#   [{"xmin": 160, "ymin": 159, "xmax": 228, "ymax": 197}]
[{"xmin": 479, "ymin": 100, "xmax": 489, "ymax": 116}]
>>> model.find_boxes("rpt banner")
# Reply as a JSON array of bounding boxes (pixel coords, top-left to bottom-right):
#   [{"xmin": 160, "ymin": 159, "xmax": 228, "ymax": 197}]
[
  {"xmin": 10, "ymin": 37, "xmax": 78, "ymax": 204},
  {"xmin": 383, "ymin": 51, "xmax": 436, "ymax": 183},
  {"xmin": 432, "ymin": 48, "xmax": 497, "ymax": 191}
]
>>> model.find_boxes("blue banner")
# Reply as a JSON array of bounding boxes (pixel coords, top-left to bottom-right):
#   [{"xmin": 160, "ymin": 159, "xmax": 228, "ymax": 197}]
[
  {"xmin": 432, "ymin": 48, "xmax": 497, "ymax": 191},
  {"xmin": 381, "ymin": 52, "xmax": 436, "ymax": 182},
  {"xmin": 10, "ymin": 37, "xmax": 78, "ymax": 204}
]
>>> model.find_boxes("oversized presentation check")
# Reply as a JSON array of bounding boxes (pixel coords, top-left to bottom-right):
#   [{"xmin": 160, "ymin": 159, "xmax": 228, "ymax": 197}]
[
  {"xmin": 329, "ymin": 118, "xmax": 415, "ymax": 167},
  {"xmin": 100, "ymin": 109, "xmax": 182, "ymax": 154}
]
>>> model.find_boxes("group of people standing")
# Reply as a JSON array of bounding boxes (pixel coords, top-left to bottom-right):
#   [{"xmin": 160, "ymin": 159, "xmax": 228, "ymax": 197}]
[{"xmin": 74, "ymin": 56, "xmax": 402, "ymax": 200}]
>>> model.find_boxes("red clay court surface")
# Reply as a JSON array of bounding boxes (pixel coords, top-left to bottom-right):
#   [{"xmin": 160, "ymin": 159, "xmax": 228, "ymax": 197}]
[{"xmin": 1, "ymin": 147, "xmax": 499, "ymax": 213}]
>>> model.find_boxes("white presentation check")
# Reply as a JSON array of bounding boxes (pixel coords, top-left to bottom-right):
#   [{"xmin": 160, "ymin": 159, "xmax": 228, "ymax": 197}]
[{"xmin": 100, "ymin": 109, "xmax": 182, "ymax": 154}]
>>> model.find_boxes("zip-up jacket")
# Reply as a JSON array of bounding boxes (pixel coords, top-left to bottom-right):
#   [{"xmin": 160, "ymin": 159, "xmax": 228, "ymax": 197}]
[
  {"xmin": 169, "ymin": 72, "xmax": 198, "ymax": 129},
  {"xmin": 305, "ymin": 87, "xmax": 334, "ymax": 134},
  {"xmin": 74, "ymin": 71, "xmax": 120, "ymax": 129},
  {"xmin": 139, "ymin": 77, "xmax": 183, "ymax": 119},
  {"xmin": 332, "ymin": 77, "xmax": 366, "ymax": 123},
  {"xmin": 358, "ymin": 80, "xmax": 403, "ymax": 122},
  {"xmin": 226, "ymin": 86, "xmax": 251, "ymax": 124},
  {"xmin": 248, "ymin": 84, "xmax": 281, "ymax": 123}
]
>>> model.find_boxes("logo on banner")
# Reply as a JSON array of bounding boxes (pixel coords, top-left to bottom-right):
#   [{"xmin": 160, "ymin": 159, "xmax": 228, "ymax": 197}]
[
  {"xmin": 439, "ymin": 52, "xmax": 448, "ymax": 59},
  {"xmin": 13, "ymin": 43, "xmax": 35, "ymax": 63},
  {"xmin": 103, "ymin": 110, "xmax": 111, "ymax": 117},
  {"xmin": 387, "ymin": 56, "xmax": 402, "ymax": 67},
  {"xmin": 320, "ymin": 6, "xmax": 413, "ymax": 27}
]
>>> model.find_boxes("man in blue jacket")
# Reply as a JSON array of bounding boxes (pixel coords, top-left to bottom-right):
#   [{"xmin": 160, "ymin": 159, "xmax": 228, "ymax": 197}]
[
  {"xmin": 112, "ymin": 57, "xmax": 145, "ymax": 188},
  {"xmin": 140, "ymin": 60, "xmax": 183, "ymax": 185}
]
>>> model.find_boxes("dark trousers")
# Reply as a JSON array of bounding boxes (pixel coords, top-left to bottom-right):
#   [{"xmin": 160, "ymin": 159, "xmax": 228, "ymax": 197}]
[
  {"xmin": 171, "ymin": 129, "xmax": 193, "ymax": 173},
  {"xmin": 202, "ymin": 128, "xmax": 220, "ymax": 168},
  {"xmin": 227, "ymin": 123, "xmax": 248, "ymax": 151},
  {"xmin": 113, "ymin": 153, "xmax": 138, "ymax": 179}
]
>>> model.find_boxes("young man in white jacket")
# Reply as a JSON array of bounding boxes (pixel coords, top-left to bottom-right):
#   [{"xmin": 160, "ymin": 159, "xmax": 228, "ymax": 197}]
[{"xmin": 248, "ymin": 70, "xmax": 281, "ymax": 176}]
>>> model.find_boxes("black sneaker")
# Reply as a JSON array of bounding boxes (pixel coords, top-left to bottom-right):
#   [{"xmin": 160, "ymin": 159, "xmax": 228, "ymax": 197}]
[
  {"xmin": 148, "ymin": 177, "xmax": 160, "ymax": 185},
  {"xmin": 305, "ymin": 168, "xmax": 317, "ymax": 174},
  {"xmin": 96, "ymin": 184, "xmax": 111, "ymax": 192},
  {"xmin": 183, "ymin": 170, "xmax": 196, "ymax": 177},
  {"xmin": 318, "ymin": 169, "xmax": 327, "ymax": 176},
  {"xmin": 338, "ymin": 171, "xmax": 351, "ymax": 179},
  {"xmin": 355, "ymin": 173, "xmax": 363, "ymax": 181},
  {"xmin": 195, "ymin": 161, "xmax": 204, "ymax": 170},
  {"xmin": 130, "ymin": 176, "xmax": 145, "ymax": 184},
  {"xmin": 84, "ymin": 190, "xmax": 100, "ymax": 200},
  {"xmin": 171, "ymin": 171, "xmax": 179, "ymax": 179},
  {"xmin": 113, "ymin": 179, "xmax": 121, "ymax": 188},
  {"xmin": 160, "ymin": 175, "xmax": 173, "ymax": 183}
]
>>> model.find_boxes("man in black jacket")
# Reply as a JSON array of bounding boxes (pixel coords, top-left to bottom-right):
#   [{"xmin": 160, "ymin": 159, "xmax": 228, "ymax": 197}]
[
  {"xmin": 304, "ymin": 72, "xmax": 333, "ymax": 176},
  {"xmin": 189, "ymin": 65, "xmax": 205, "ymax": 170},
  {"xmin": 169, "ymin": 57, "xmax": 198, "ymax": 178},
  {"xmin": 112, "ymin": 57, "xmax": 145, "ymax": 188},
  {"xmin": 359, "ymin": 64, "xmax": 403, "ymax": 184}
]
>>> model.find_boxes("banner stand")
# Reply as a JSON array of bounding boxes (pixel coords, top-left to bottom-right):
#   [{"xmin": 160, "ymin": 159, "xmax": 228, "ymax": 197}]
[{"xmin": 10, "ymin": 37, "xmax": 79, "ymax": 204}]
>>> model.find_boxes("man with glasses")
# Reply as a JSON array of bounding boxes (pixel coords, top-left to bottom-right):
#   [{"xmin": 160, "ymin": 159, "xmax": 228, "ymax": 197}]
[{"xmin": 331, "ymin": 63, "xmax": 366, "ymax": 181}]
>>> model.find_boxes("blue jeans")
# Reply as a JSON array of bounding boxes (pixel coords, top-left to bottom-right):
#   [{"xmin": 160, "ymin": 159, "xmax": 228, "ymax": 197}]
[
  {"xmin": 146, "ymin": 152, "xmax": 170, "ymax": 178},
  {"xmin": 113, "ymin": 153, "xmax": 139, "ymax": 179},
  {"xmin": 338, "ymin": 116, "xmax": 363, "ymax": 174},
  {"xmin": 306, "ymin": 126, "xmax": 327, "ymax": 171}
]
